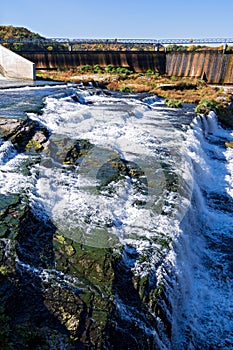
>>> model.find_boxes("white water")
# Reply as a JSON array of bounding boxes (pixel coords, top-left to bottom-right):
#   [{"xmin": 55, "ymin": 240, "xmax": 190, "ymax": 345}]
[
  {"xmin": 0, "ymin": 85, "xmax": 232, "ymax": 348},
  {"xmin": 27, "ymin": 91, "xmax": 193, "ymax": 253},
  {"xmin": 167, "ymin": 112, "xmax": 233, "ymax": 349}
]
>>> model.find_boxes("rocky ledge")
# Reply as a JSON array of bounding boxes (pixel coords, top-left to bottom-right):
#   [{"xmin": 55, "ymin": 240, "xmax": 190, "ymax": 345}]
[{"xmin": 0, "ymin": 117, "xmax": 170, "ymax": 349}]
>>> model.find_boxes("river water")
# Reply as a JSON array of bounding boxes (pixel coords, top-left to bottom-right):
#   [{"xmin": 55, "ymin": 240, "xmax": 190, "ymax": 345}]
[{"xmin": 0, "ymin": 82, "xmax": 232, "ymax": 349}]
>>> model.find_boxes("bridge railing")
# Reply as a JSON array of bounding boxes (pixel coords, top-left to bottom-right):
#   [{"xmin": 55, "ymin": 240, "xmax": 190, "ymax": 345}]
[{"xmin": 1, "ymin": 38, "xmax": 233, "ymax": 45}]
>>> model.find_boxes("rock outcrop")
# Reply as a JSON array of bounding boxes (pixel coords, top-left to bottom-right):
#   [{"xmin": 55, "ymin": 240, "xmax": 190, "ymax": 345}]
[{"xmin": 0, "ymin": 117, "xmax": 168, "ymax": 349}]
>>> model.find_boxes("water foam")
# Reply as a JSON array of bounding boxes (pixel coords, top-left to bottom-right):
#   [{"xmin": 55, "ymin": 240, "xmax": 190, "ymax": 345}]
[
  {"xmin": 30, "ymin": 89, "xmax": 192, "ymax": 253},
  {"xmin": 1, "ymin": 85, "xmax": 232, "ymax": 348},
  {"xmin": 168, "ymin": 113, "xmax": 233, "ymax": 349}
]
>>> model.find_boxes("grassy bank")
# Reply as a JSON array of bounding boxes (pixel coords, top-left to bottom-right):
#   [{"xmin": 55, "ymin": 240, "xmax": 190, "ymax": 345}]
[{"xmin": 36, "ymin": 68, "xmax": 233, "ymax": 127}]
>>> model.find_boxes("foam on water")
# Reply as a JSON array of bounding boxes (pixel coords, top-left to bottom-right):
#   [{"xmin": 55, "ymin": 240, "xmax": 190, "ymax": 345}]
[
  {"xmin": 28, "ymin": 89, "xmax": 193, "ymax": 254},
  {"xmin": 0, "ymin": 140, "xmax": 16, "ymax": 164},
  {"xmin": 0, "ymin": 140, "xmax": 38, "ymax": 195},
  {"xmin": 167, "ymin": 112, "xmax": 233, "ymax": 349},
  {"xmin": 1, "ymin": 85, "xmax": 232, "ymax": 348}
]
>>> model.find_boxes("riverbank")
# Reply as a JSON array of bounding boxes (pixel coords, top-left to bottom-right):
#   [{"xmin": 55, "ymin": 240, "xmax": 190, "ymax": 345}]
[{"xmin": 36, "ymin": 70, "xmax": 233, "ymax": 102}]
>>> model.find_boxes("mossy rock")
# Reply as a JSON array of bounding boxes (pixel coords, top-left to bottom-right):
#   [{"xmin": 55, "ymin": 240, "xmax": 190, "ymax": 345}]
[
  {"xmin": 26, "ymin": 131, "xmax": 48, "ymax": 152},
  {"xmin": 63, "ymin": 139, "xmax": 94, "ymax": 165},
  {"xmin": 0, "ymin": 194, "xmax": 26, "ymax": 239},
  {"xmin": 225, "ymin": 141, "xmax": 233, "ymax": 149},
  {"xmin": 53, "ymin": 235, "xmax": 115, "ymax": 289},
  {"xmin": 0, "ymin": 117, "xmax": 50, "ymax": 152}
]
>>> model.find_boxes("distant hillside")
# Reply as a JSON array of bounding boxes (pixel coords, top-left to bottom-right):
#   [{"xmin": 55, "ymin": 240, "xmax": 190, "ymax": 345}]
[
  {"xmin": 0, "ymin": 25, "xmax": 68, "ymax": 52},
  {"xmin": 0, "ymin": 26, "xmax": 156, "ymax": 52},
  {"xmin": 0, "ymin": 25, "xmax": 44, "ymax": 40},
  {"xmin": 1, "ymin": 26, "xmax": 231, "ymax": 53}
]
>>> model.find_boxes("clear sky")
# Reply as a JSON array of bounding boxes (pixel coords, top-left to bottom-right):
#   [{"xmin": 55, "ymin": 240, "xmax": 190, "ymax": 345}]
[{"xmin": 1, "ymin": 0, "xmax": 233, "ymax": 39}]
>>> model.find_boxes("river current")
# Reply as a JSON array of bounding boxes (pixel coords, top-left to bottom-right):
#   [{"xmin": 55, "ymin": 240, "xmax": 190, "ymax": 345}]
[{"xmin": 0, "ymin": 82, "xmax": 232, "ymax": 349}]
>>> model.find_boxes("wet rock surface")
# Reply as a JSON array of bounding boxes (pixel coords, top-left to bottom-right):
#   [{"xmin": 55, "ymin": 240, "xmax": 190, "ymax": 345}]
[
  {"xmin": 0, "ymin": 116, "xmax": 50, "ymax": 153},
  {"xmin": 0, "ymin": 116, "xmax": 168, "ymax": 349}
]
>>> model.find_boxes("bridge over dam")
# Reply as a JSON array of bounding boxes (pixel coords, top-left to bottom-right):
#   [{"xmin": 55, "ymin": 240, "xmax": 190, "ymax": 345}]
[
  {"xmin": 19, "ymin": 50, "xmax": 233, "ymax": 84},
  {"xmin": 1, "ymin": 37, "xmax": 233, "ymax": 84}
]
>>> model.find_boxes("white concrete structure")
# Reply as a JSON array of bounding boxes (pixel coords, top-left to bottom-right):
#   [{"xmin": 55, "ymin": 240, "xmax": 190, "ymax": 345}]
[{"xmin": 0, "ymin": 45, "xmax": 35, "ymax": 80}]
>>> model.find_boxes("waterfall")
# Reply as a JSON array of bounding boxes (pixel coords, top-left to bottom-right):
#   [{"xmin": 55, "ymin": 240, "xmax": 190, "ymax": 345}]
[
  {"xmin": 0, "ymin": 84, "xmax": 232, "ymax": 349},
  {"xmin": 166, "ymin": 112, "xmax": 233, "ymax": 349}
]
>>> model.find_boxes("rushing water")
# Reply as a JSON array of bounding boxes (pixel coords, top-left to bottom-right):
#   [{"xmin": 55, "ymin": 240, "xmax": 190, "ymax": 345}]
[{"xmin": 0, "ymin": 82, "xmax": 232, "ymax": 349}]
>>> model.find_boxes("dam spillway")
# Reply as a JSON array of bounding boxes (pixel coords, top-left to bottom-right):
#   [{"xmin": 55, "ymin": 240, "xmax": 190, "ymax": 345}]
[
  {"xmin": 16, "ymin": 50, "xmax": 233, "ymax": 84},
  {"xmin": 20, "ymin": 51, "xmax": 166, "ymax": 75},
  {"xmin": 166, "ymin": 51, "xmax": 233, "ymax": 84}
]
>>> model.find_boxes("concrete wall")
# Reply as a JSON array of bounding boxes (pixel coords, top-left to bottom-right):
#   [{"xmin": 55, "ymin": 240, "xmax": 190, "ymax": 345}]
[
  {"xmin": 21, "ymin": 51, "xmax": 166, "ymax": 74},
  {"xmin": 0, "ymin": 45, "xmax": 35, "ymax": 80},
  {"xmin": 18, "ymin": 50, "xmax": 233, "ymax": 84},
  {"xmin": 166, "ymin": 51, "xmax": 233, "ymax": 84}
]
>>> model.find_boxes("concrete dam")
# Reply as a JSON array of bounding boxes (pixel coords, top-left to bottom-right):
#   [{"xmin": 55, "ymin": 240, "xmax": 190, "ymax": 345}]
[
  {"xmin": 3, "ymin": 48, "xmax": 233, "ymax": 84},
  {"xmin": 20, "ymin": 51, "xmax": 166, "ymax": 76},
  {"xmin": 0, "ymin": 45, "xmax": 35, "ymax": 80},
  {"xmin": 166, "ymin": 51, "xmax": 233, "ymax": 84}
]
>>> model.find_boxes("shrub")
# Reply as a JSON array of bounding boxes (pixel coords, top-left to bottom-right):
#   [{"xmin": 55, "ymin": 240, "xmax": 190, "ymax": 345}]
[
  {"xmin": 105, "ymin": 64, "xmax": 114, "ymax": 73},
  {"xmin": 195, "ymin": 98, "xmax": 217, "ymax": 115},
  {"xmin": 170, "ymin": 75, "xmax": 178, "ymax": 81},
  {"xmin": 164, "ymin": 98, "xmax": 182, "ymax": 108},
  {"xmin": 93, "ymin": 64, "xmax": 102, "ymax": 73},
  {"xmin": 12, "ymin": 43, "xmax": 23, "ymax": 51},
  {"xmin": 119, "ymin": 86, "xmax": 132, "ymax": 93},
  {"xmin": 187, "ymin": 45, "xmax": 197, "ymax": 51},
  {"xmin": 197, "ymin": 79, "xmax": 207, "ymax": 87},
  {"xmin": 80, "ymin": 64, "xmax": 92, "ymax": 73},
  {"xmin": 116, "ymin": 67, "xmax": 132, "ymax": 75},
  {"xmin": 146, "ymin": 69, "xmax": 154, "ymax": 77}
]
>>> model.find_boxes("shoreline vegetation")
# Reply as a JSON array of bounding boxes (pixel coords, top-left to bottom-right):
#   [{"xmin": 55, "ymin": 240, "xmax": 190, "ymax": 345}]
[{"xmin": 36, "ymin": 67, "xmax": 233, "ymax": 128}]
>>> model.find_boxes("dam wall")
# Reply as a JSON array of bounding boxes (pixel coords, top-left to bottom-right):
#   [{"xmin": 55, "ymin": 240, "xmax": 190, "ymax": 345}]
[
  {"xmin": 166, "ymin": 51, "xmax": 233, "ymax": 84},
  {"xmin": 21, "ymin": 51, "xmax": 166, "ymax": 74},
  {"xmin": 19, "ymin": 50, "xmax": 233, "ymax": 84},
  {"xmin": 0, "ymin": 45, "xmax": 35, "ymax": 80}
]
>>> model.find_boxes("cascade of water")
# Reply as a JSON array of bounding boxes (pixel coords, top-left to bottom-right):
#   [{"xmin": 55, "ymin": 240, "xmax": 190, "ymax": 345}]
[
  {"xmin": 0, "ymin": 85, "xmax": 232, "ymax": 349},
  {"xmin": 0, "ymin": 140, "xmax": 16, "ymax": 165},
  {"xmin": 166, "ymin": 113, "xmax": 233, "ymax": 349}
]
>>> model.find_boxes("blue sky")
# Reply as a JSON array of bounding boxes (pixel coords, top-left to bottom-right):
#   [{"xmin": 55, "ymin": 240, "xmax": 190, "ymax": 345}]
[{"xmin": 1, "ymin": 0, "xmax": 233, "ymax": 39}]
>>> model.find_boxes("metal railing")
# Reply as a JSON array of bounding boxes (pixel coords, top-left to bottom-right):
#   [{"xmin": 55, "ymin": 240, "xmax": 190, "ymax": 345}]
[{"xmin": 1, "ymin": 37, "xmax": 233, "ymax": 45}]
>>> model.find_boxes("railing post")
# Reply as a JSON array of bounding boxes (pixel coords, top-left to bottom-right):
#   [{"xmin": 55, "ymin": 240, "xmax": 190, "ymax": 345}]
[{"xmin": 223, "ymin": 43, "xmax": 228, "ymax": 53}]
